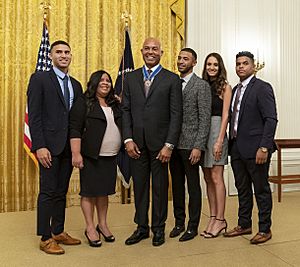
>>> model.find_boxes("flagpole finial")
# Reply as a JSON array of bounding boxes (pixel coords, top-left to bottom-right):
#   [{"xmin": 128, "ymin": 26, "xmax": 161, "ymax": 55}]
[
  {"xmin": 40, "ymin": 1, "xmax": 51, "ymax": 22},
  {"xmin": 121, "ymin": 11, "xmax": 132, "ymax": 29}
]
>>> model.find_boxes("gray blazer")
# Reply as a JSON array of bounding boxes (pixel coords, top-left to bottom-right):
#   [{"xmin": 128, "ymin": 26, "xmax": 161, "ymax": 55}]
[{"xmin": 177, "ymin": 73, "xmax": 211, "ymax": 150}]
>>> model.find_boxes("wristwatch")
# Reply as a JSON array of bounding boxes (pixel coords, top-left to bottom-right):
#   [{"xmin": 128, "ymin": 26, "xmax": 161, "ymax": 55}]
[
  {"xmin": 165, "ymin": 143, "xmax": 174, "ymax": 150},
  {"xmin": 260, "ymin": 147, "xmax": 268, "ymax": 153}
]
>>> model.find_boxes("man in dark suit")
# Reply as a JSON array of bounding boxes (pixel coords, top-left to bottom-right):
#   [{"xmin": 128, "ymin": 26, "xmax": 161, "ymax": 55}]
[
  {"xmin": 224, "ymin": 51, "xmax": 277, "ymax": 244},
  {"xmin": 27, "ymin": 40, "xmax": 82, "ymax": 254},
  {"xmin": 122, "ymin": 37, "xmax": 183, "ymax": 246},
  {"xmin": 169, "ymin": 48, "xmax": 211, "ymax": 241}
]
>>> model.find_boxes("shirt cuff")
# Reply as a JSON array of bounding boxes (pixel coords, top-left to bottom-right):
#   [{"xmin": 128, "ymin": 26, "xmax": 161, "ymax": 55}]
[{"xmin": 124, "ymin": 138, "xmax": 133, "ymax": 144}]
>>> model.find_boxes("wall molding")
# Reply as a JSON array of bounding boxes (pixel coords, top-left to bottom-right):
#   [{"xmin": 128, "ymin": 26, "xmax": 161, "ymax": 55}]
[{"xmin": 187, "ymin": 0, "xmax": 300, "ymax": 196}]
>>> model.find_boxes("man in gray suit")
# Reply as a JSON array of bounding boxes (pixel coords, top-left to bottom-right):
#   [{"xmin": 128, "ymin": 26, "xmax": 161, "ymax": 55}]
[{"xmin": 169, "ymin": 48, "xmax": 211, "ymax": 241}]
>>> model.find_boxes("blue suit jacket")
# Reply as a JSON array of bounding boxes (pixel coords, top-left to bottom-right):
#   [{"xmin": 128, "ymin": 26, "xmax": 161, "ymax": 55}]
[{"xmin": 229, "ymin": 76, "xmax": 278, "ymax": 159}]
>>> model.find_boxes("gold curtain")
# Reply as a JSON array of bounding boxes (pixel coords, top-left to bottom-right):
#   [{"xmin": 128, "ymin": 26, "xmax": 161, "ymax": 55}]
[{"xmin": 0, "ymin": 0, "xmax": 185, "ymax": 212}]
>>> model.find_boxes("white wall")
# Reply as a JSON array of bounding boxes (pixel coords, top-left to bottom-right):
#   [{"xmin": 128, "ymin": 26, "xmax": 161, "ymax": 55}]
[{"xmin": 187, "ymin": 0, "xmax": 300, "ymax": 195}]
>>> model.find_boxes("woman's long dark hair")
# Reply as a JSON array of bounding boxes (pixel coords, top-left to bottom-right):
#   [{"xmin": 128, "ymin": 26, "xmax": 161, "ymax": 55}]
[
  {"xmin": 84, "ymin": 70, "xmax": 116, "ymax": 113},
  {"xmin": 202, "ymin": 53, "xmax": 227, "ymax": 96}
]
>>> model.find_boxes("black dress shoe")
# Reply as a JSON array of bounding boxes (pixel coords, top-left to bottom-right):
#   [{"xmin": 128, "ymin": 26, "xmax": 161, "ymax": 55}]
[
  {"xmin": 179, "ymin": 229, "xmax": 198, "ymax": 242},
  {"xmin": 125, "ymin": 230, "xmax": 149, "ymax": 245},
  {"xmin": 84, "ymin": 230, "xmax": 102, "ymax": 247},
  {"xmin": 152, "ymin": 231, "xmax": 165, "ymax": 246},
  {"xmin": 96, "ymin": 225, "xmax": 115, "ymax": 242},
  {"xmin": 169, "ymin": 225, "xmax": 185, "ymax": 238}
]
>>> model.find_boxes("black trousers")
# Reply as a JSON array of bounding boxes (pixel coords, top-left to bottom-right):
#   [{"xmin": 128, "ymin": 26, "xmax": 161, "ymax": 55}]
[
  {"xmin": 230, "ymin": 141, "xmax": 272, "ymax": 233},
  {"xmin": 37, "ymin": 145, "xmax": 73, "ymax": 237},
  {"xmin": 169, "ymin": 148, "xmax": 202, "ymax": 230},
  {"xmin": 130, "ymin": 147, "xmax": 169, "ymax": 234}
]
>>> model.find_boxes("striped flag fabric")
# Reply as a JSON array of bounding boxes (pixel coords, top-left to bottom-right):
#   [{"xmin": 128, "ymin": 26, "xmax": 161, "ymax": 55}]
[
  {"xmin": 115, "ymin": 29, "xmax": 134, "ymax": 188},
  {"xmin": 24, "ymin": 22, "xmax": 52, "ymax": 166}
]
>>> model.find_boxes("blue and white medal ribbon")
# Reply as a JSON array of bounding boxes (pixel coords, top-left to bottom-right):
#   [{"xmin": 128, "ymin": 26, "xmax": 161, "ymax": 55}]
[{"xmin": 142, "ymin": 64, "xmax": 162, "ymax": 82}]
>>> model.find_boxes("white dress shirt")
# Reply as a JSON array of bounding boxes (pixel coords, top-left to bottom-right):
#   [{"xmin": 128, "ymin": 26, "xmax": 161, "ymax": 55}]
[{"xmin": 231, "ymin": 74, "xmax": 254, "ymax": 134}]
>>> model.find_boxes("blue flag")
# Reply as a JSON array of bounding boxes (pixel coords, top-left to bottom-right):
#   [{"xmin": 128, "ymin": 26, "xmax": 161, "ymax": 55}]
[
  {"xmin": 115, "ymin": 30, "xmax": 134, "ymax": 96},
  {"xmin": 115, "ymin": 29, "xmax": 134, "ymax": 188}
]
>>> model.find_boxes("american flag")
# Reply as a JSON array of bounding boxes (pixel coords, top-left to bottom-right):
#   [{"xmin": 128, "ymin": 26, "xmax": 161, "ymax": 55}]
[
  {"xmin": 115, "ymin": 29, "xmax": 134, "ymax": 188},
  {"xmin": 24, "ymin": 22, "xmax": 52, "ymax": 166},
  {"xmin": 36, "ymin": 22, "xmax": 52, "ymax": 71}
]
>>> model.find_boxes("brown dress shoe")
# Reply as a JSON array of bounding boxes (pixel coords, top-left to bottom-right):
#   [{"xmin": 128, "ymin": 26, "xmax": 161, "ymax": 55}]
[
  {"xmin": 223, "ymin": 226, "xmax": 252, "ymax": 237},
  {"xmin": 40, "ymin": 238, "xmax": 65, "ymax": 255},
  {"xmin": 250, "ymin": 231, "xmax": 272, "ymax": 244},
  {"xmin": 52, "ymin": 232, "xmax": 81, "ymax": 245}
]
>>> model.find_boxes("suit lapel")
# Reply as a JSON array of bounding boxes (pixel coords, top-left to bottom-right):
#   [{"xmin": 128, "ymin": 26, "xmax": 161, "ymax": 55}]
[
  {"xmin": 182, "ymin": 74, "xmax": 196, "ymax": 98},
  {"xmin": 230, "ymin": 85, "xmax": 237, "ymax": 116},
  {"xmin": 49, "ymin": 69, "xmax": 67, "ymax": 109},
  {"xmin": 137, "ymin": 69, "xmax": 145, "ymax": 97},
  {"xmin": 238, "ymin": 76, "xmax": 256, "ymax": 122},
  {"xmin": 88, "ymin": 102, "xmax": 106, "ymax": 120},
  {"xmin": 146, "ymin": 68, "xmax": 164, "ymax": 99},
  {"xmin": 70, "ymin": 77, "xmax": 78, "ymax": 99}
]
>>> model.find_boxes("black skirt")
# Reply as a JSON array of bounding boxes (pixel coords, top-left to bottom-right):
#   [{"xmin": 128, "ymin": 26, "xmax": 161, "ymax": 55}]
[{"xmin": 79, "ymin": 155, "xmax": 117, "ymax": 197}]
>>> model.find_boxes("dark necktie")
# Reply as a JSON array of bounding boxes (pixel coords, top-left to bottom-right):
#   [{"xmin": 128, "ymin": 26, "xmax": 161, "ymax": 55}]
[
  {"xmin": 144, "ymin": 69, "xmax": 152, "ymax": 97},
  {"xmin": 63, "ymin": 75, "xmax": 70, "ymax": 110},
  {"xmin": 231, "ymin": 83, "xmax": 243, "ymax": 138},
  {"xmin": 181, "ymin": 78, "xmax": 185, "ymax": 89}
]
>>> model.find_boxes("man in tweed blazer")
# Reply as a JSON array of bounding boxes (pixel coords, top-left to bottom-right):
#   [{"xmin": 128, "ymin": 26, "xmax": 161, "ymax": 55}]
[{"xmin": 169, "ymin": 48, "xmax": 211, "ymax": 242}]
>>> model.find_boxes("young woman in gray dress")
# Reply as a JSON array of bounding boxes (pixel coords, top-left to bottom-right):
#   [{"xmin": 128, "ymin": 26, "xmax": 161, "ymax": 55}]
[
  {"xmin": 70, "ymin": 70, "xmax": 122, "ymax": 246},
  {"xmin": 201, "ymin": 53, "xmax": 232, "ymax": 238}
]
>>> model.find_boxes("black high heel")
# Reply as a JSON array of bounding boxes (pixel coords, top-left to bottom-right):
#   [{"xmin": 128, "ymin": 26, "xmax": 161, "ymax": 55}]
[
  {"xmin": 96, "ymin": 225, "xmax": 115, "ymax": 242},
  {"xmin": 84, "ymin": 230, "xmax": 102, "ymax": 247},
  {"xmin": 205, "ymin": 219, "xmax": 227, "ymax": 238},
  {"xmin": 200, "ymin": 215, "xmax": 216, "ymax": 236}
]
